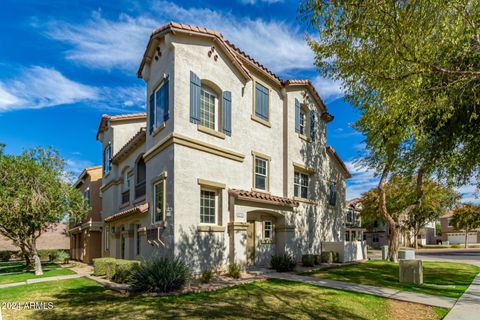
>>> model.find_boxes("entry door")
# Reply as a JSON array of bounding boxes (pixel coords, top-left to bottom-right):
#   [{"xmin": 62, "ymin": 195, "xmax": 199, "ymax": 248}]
[{"xmin": 246, "ymin": 221, "xmax": 255, "ymax": 265}]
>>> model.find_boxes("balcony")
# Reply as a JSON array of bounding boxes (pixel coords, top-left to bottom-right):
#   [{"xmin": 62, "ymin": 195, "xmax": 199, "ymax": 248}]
[
  {"xmin": 121, "ymin": 190, "xmax": 130, "ymax": 204},
  {"xmin": 135, "ymin": 181, "xmax": 146, "ymax": 199}
]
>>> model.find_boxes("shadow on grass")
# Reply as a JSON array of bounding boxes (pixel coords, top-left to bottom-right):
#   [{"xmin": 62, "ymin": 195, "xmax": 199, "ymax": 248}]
[{"xmin": 28, "ymin": 279, "xmax": 379, "ymax": 320}]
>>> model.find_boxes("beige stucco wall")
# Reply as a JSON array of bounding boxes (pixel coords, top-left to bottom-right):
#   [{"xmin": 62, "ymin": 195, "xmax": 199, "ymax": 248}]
[{"xmin": 100, "ymin": 31, "xmax": 348, "ymax": 271}]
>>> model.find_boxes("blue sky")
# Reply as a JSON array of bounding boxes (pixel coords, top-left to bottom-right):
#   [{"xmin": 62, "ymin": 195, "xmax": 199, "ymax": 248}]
[{"xmin": 0, "ymin": 0, "xmax": 477, "ymax": 202}]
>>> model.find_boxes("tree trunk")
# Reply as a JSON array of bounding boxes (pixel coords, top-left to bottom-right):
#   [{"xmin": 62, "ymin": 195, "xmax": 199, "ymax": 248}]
[
  {"xmin": 30, "ymin": 241, "xmax": 43, "ymax": 276},
  {"xmin": 465, "ymin": 228, "xmax": 469, "ymax": 249},
  {"xmin": 388, "ymin": 224, "xmax": 401, "ymax": 262},
  {"xmin": 19, "ymin": 243, "xmax": 31, "ymax": 268},
  {"xmin": 414, "ymin": 222, "xmax": 419, "ymax": 250}
]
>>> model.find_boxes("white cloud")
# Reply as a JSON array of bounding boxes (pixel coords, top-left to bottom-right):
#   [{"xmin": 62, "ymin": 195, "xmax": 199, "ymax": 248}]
[
  {"xmin": 44, "ymin": 2, "xmax": 314, "ymax": 74},
  {"xmin": 64, "ymin": 158, "xmax": 95, "ymax": 181},
  {"xmin": 345, "ymin": 160, "xmax": 379, "ymax": 200},
  {"xmin": 0, "ymin": 66, "xmax": 98, "ymax": 112},
  {"xmin": 0, "ymin": 66, "xmax": 145, "ymax": 113},
  {"xmin": 455, "ymin": 183, "xmax": 479, "ymax": 204},
  {"xmin": 312, "ymin": 75, "xmax": 343, "ymax": 102}
]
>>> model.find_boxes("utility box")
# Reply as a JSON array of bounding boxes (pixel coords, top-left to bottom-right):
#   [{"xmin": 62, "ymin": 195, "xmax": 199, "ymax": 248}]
[
  {"xmin": 381, "ymin": 246, "xmax": 389, "ymax": 260},
  {"xmin": 398, "ymin": 250, "xmax": 415, "ymax": 260},
  {"xmin": 399, "ymin": 259, "xmax": 423, "ymax": 285}
]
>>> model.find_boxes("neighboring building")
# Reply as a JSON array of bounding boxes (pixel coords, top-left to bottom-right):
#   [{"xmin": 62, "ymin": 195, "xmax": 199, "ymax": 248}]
[
  {"xmin": 0, "ymin": 224, "xmax": 69, "ymax": 251},
  {"xmin": 440, "ymin": 211, "xmax": 480, "ymax": 245},
  {"xmin": 97, "ymin": 22, "xmax": 353, "ymax": 271},
  {"xmin": 344, "ymin": 198, "xmax": 366, "ymax": 242},
  {"xmin": 69, "ymin": 166, "xmax": 103, "ymax": 263}
]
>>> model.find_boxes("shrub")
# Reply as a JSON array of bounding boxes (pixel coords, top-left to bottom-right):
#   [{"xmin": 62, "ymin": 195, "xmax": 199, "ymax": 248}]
[
  {"xmin": 451, "ymin": 244, "xmax": 462, "ymax": 248},
  {"xmin": 0, "ymin": 251, "xmax": 12, "ymax": 262},
  {"xmin": 113, "ymin": 260, "xmax": 140, "ymax": 283},
  {"xmin": 200, "ymin": 270, "xmax": 213, "ymax": 283},
  {"xmin": 53, "ymin": 250, "xmax": 69, "ymax": 262},
  {"xmin": 128, "ymin": 257, "xmax": 192, "ymax": 293},
  {"xmin": 301, "ymin": 254, "xmax": 316, "ymax": 267},
  {"xmin": 332, "ymin": 252, "xmax": 340, "ymax": 263},
  {"xmin": 320, "ymin": 251, "xmax": 333, "ymax": 264},
  {"xmin": 93, "ymin": 258, "xmax": 117, "ymax": 276},
  {"xmin": 270, "ymin": 254, "xmax": 296, "ymax": 272},
  {"xmin": 227, "ymin": 262, "xmax": 242, "ymax": 279}
]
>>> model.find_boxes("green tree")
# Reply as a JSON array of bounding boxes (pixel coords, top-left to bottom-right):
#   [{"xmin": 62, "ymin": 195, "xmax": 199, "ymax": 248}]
[
  {"xmin": 361, "ymin": 177, "xmax": 459, "ymax": 249},
  {"xmin": 0, "ymin": 145, "xmax": 88, "ymax": 275},
  {"xmin": 451, "ymin": 204, "xmax": 480, "ymax": 248},
  {"xmin": 301, "ymin": 0, "xmax": 480, "ymax": 260}
]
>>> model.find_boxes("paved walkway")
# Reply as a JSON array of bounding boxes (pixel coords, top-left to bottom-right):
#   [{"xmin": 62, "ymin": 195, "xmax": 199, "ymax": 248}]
[
  {"xmin": 444, "ymin": 273, "xmax": 480, "ymax": 320},
  {"xmin": 265, "ymin": 272, "xmax": 456, "ymax": 309},
  {"xmin": 0, "ymin": 274, "xmax": 84, "ymax": 289}
]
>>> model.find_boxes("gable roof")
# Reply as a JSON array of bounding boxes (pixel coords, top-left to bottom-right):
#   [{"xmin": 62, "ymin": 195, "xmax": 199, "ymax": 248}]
[
  {"xmin": 111, "ymin": 127, "xmax": 146, "ymax": 164},
  {"xmin": 326, "ymin": 146, "xmax": 352, "ymax": 179},
  {"xmin": 73, "ymin": 165, "xmax": 102, "ymax": 188},
  {"xmin": 137, "ymin": 22, "xmax": 333, "ymax": 117},
  {"xmin": 96, "ymin": 113, "xmax": 146, "ymax": 140},
  {"xmin": 104, "ymin": 203, "xmax": 149, "ymax": 223},
  {"xmin": 229, "ymin": 189, "xmax": 299, "ymax": 208}
]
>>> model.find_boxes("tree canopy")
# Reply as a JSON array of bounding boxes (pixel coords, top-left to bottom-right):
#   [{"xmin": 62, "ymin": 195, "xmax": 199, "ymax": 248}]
[
  {"xmin": 0, "ymin": 145, "xmax": 88, "ymax": 274},
  {"xmin": 451, "ymin": 203, "xmax": 480, "ymax": 248}
]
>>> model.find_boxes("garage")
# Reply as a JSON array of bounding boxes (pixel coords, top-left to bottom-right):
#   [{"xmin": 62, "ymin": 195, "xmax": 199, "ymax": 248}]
[{"xmin": 447, "ymin": 232, "xmax": 477, "ymax": 244}]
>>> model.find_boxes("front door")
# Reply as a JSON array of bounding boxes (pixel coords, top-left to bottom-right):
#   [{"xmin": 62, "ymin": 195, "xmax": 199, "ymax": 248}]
[{"xmin": 246, "ymin": 221, "xmax": 255, "ymax": 265}]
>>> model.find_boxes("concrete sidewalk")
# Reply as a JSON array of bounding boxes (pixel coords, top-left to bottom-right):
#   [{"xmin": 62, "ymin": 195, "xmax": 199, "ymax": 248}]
[
  {"xmin": 265, "ymin": 272, "xmax": 456, "ymax": 309},
  {"xmin": 444, "ymin": 273, "xmax": 480, "ymax": 320},
  {"xmin": 0, "ymin": 274, "xmax": 84, "ymax": 289}
]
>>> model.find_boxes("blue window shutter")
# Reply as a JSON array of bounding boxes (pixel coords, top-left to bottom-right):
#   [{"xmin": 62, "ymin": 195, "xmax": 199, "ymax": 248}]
[
  {"xmin": 149, "ymin": 93, "xmax": 155, "ymax": 133},
  {"xmin": 310, "ymin": 110, "xmax": 315, "ymax": 141},
  {"xmin": 255, "ymin": 83, "xmax": 269, "ymax": 121},
  {"xmin": 163, "ymin": 77, "xmax": 169, "ymax": 121},
  {"xmin": 222, "ymin": 91, "xmax": 232, "ymax": 136},
  {"xmin": 295, "ymin": 99, "xmax": 300, "ymax": 133},
  {"xmin": 190, "ymin": 71, "xmax": 201, "ymax": 124}
]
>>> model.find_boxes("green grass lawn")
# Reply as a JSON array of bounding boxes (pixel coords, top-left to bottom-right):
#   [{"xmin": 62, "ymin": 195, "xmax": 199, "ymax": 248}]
[
  {"xmin": 303, "ymin": 260, "xmax": 480, "ymax": 298},
  {"xmin": 0, "ymin": 277, "xmax": 447, "ymax": 320},
  {"xmin": 0, "ymin": 262, "xmax": 60, "ymax": 274},
  {"xmin": 0, "ymin": 268, "xmax": 75, "ymax": 285}
]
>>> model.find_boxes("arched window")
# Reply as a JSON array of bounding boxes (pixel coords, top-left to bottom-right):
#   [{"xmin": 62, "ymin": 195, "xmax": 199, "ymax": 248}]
[
  {"xmin": 200, "ymin": 85, "xmax": 219, "ymax": 130},
  {"xmin": 135, "ymin": 157, "xmax": 146, "ymax": 198}
]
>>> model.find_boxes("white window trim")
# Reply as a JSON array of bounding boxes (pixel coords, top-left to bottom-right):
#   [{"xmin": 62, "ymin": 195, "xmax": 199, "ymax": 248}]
[
  {"xmin": 153, "ymin": 179, "xmax": 166, "ymax": 224},
  {"xmin": 200, "ymin": 86, "xmax": 219, "ymax": 131},
  {"xmin": 253, "ymin": 156, "xmax": 269, "ymax": 192},
  {"xmin": 263, "ymin": 220, "xmax": 273, "ymax": 240},
  {"xmin": 294, "ymin": 171, "xmax": 309, "ymax": 199},
  {"xmin": 200, "ymin": 188, "xmax": 218, "ymax": 225},
  {"xmin": 153, "ymin": 80, "xmax": 168, "ymax": 130}
]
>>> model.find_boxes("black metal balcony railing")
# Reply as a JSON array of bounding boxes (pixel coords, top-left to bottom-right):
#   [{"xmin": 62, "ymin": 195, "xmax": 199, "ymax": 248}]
[
  {"xmin": 135, "ymin": 181, "xmax": 146, "ymax": 199},
  {"xmin": 121, "ymin": 190, "xmax": 130, "ymax": 204}
]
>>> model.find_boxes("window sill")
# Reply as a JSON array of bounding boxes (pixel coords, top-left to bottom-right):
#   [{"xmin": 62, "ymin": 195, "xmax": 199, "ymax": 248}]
[
  {"xmin": 133, "ymin": 195, "xmax": 146, "ymax": 205},
  {"xmin": 119, "ymin": 202, "xmax": 130, "ymax": 209},
  {"xmin": 197, "ymin": 125, "xmax": 225, "ymax": 139},
  {"xmin": 298, "ymin": 134, "xmax": 310, "ymax": 142},
  {"xmin": 152, "ymin": 221, "xmax": 167, "ymax": 228},
  {"xmin": 251, "ymin": 188, "xmax": 271, "ymax": 194},
  {"xmin": 251, "ymin": 114, "xmax": 271, "ymax": 128},
  {"xmin": 103, "ymin": 171, "xmax": 111, "ymax": 179},
  {"xmin": 152, "ymin": 122, "xmax": 166, "ymax": 137},
  {"xmin": 293, "ymin": 196, "xmax": 316, "ymax": 205},
  {"xmin": 197, "ymin": 225, "xmax": 225, "ymax": 233},
  {"xmin": 260, "ymin": 239, "xmax": 274, "ymax": 244}
]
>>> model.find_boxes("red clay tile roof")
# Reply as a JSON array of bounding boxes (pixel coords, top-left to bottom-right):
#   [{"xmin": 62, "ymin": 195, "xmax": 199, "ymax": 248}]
[
  {"xmin": 137, "ymin": 22, "xmax": 332, "ymax": 117},
  {"xmin": 347, "ymin": 198, "xmax": 362, "ymax": 206},
  {"xmin": 111, "ymin": 128, "xmax": 146, "ymax": 164},
  {"xmin": 96, "ymin": 113, "xmax": 147, "ymax": 140},
  {"xmin": 441, "ymin": 210, "xmax": 454, "ymax": 218},
  {"xmin": 104, "ymin": 203, "xmax": 149, "ymax": 223},
  {"xmin": 326, "ymin": 146, "xmax": 352, "ymax": 179},
  {"xmin": 229, "ymin": 189, "xmax": 299, "ymax": 208}
]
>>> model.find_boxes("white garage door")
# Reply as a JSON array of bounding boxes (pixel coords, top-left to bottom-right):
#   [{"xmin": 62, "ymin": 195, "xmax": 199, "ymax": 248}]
[{"xmin": 448, "ymin": 232, "xmax": 477, "ymax": 244}]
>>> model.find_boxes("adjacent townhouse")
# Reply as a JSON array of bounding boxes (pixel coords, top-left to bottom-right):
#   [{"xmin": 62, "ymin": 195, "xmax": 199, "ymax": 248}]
[
  {"xmin": 97, "ymin": 22, "xmax": 353, "ymax": 271},
  {"xmin": 440, "ymin": 211, "xmax": 480, "ymax": 245},
  {"xmin": 69, "ymin": 166, "xmax": 103, "ymax": 263}
]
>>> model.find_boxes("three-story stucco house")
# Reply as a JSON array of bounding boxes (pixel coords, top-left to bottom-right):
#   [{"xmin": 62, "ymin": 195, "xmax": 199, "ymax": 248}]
[{"xmin": 97, "ymin": 23, "xmax": 352, "ymax": 271}]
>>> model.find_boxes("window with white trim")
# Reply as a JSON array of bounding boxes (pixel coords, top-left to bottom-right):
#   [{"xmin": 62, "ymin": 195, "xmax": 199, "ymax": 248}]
[
  {"xmin": 254, "ymin": 157, "xmax": 269, "ymax": 191},
  {"xmin": 123, "ymin": 171, "xmax": 130, "ymax": 191},
  {"xmin": 103, "ymin": 144, "xmax": 111, "ymax": 174},
  {"xmin": 153, "ymin": 179, "xmax": 165, "ymax": 223},
  {"xmin": 200, "ymin": 189, "xmax": 217, "ymax": 224},
  {"xmin": 83, "ymin": 188, "xmax": 91, "ymax": 207},
  {"xmin": 294, "ymin": 171, "xmax": 309, "ymax": 199},
  {"xmin": 200, "ymin": 87, "xmax": 218, "ymax": 130},
  {"xmin": 264, "ymin": 220, "xmax": 273, "ymax": 240},
  {"xmin": 154, "ymin": 80, "xmax": 168, "ymax": 128},
  {"xmin": 299, "ymin": 109, "xmax": 306, "ymax": 135}
]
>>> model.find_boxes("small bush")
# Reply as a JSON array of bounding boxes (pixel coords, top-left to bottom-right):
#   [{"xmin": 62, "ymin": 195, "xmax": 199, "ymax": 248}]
[
  {"xmin": 332, "ymin": 252, "xmax": 340, "ymax": 263},
  {"xmin": 314, "ymin": 254, "xmax": 321, "ymax": 265},
  {"xmin": 93, "ymin": 258, "xmax": 117, "ymax": 276},
  {"xmin": 53, "ymin": 250, "xmax": 69, "ymax": 262},
  {"xmin": 451, "ymin": 244, "xmax": 462, "ymax": 249},
  {"xmin": 227, "ymin": 262, "xmax": 242, "ymax": 279},
  {"xmin": 201, "ymin": 270, "xmax": 213, "ymax": 283},
  {"xmin": 302, "ymin": 254, "xmax": 316, "ymax": 267},
  {"xmin": 0, "ymin": 251, "xmax": 12, "ymax": 262},
  {"xmin": 113, "ymin": 260, "xmax": 140, "ymax": 283},
  {"xmin": 320, "ymin": 252, "xmax": 333, "ymax": 264},
  {"xmin": 128, "ymin": 257, "xmax": 192, "ymax": 293},
  {"xmin": 270, "ymin": 254, "xmax": 296, "ymax": 272}
]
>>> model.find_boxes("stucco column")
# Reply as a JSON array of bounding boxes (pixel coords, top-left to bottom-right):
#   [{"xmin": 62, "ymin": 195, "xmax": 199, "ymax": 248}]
[{"xmin": 228, "ymin": 222, "xmax": 248, "ymax": 266}]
